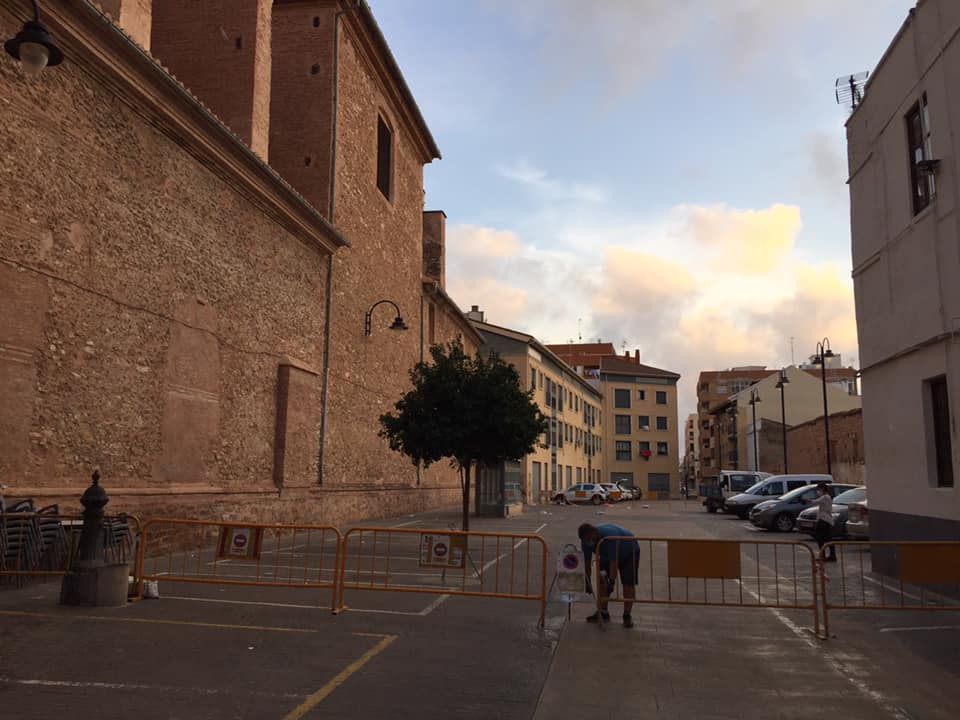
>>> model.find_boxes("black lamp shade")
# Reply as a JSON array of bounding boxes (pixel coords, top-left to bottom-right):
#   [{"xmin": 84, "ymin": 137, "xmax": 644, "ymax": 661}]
[
  {"xmin": 4, "ymin": 20, "xmax": 63, "ymax": 67},
  {"xmin": 389, "ymin": 316, "xmax": 408, "ymax": 331}
]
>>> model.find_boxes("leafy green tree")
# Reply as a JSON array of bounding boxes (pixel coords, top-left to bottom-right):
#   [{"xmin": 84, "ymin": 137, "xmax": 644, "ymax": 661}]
[{"xmin": 379, "ymin": 341, "xmax": 547, "ymax": 530}]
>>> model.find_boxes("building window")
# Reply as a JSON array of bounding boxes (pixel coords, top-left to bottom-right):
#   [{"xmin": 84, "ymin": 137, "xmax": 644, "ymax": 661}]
[
  {"xmin": 614, "ymin": 389, "xmax": 631, "ymax": 408},
  {"xmin": 637, "ymin": 389, "xmax": 646, "ymax": 401},
  {"xmin": 638, "ymin": 415, "xmax": 650, "ymax": 430},
  {"xmin": 656, "ymin": 416, "xmax": 668, "ymax": 431},
  {"xmin": 538, "ymin": 371, "xmax": 543, "ymax": 389},
  {"xmin": 615, "ymin": 441, "xmax": 632, "ymax": 461},
  {"xmin": 700, "ymin": 401, "xmax": 709, "ymax": 410},
  {"xmin": 928, "ymin": 376, "xmax": 954, "ymax": 487},
  {"xmin": 648, "ymin": 473, "xmax": 670, "ymax": 493},
  {"xmin": 639, "ymin": 441, "xmax": 651, "ymax": 453},
  {"xmin": 576, "ymin": 467, "xmax": 582, "ymax": 484},
  {"xmin": 689, "ymin": 442, "xmax": 695, "ymax": 452},
  {"xmin": 566, "ymin": 466, "xmax": 572, "ymax": 485},
  {"xmin": 656, "ymin": 391, "xmax": 667, "ymax": 405},
  {"xmin": 428, "ymin": 303, "xmax": 436, "ymax": 344},
  {"xmin": 657, "ymin": 441, "xmax": 669, "ymax": 456},
  {"xmin": 699, "ymin": 382, "xmax": 709, "ymax": 391},
  {"xmin": 376, "ymin": 115, "xmax": 392, "ymax": 200},
  {"xmin": 702, "ymin": 438, "xmax": 710, "ymax": 448},
  {"xmin": 530, "ymin": 368, "xmax": 537, "ymax": 390},
  {"xmin": 701, "ymin": 420, "xmax": 709, "ymax": 430},
  {"xmin": 906, "ymin": 94, "xmax": 935, "ymax": 216},
  {"xmin": 615, "ymin": 415, "xmax": 631, "ymax": 434}
]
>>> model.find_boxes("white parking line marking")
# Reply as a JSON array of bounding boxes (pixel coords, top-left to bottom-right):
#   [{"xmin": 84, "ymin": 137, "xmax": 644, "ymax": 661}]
[
  {"xmin": 389, "ymin": 519, "xmax": 422, "ymax": 528},
  {"xmin": 0, "ymin": 677, "xmax": 305, "ymax": 699},
  {"xmin": 879, "ymin": 625, "xmax": 960, "ymax": 633}
]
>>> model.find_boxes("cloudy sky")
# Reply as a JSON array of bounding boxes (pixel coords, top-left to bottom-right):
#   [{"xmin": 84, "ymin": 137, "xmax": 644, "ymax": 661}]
[{"xmin": 372, "ymin": 0, "xmax": 913, "ymax": 426}]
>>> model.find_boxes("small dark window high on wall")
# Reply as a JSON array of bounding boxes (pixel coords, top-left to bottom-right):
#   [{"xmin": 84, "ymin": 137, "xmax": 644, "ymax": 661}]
[
  {"xmin": 928, "ymin": 376, "xmax": 954, "ymax": 487},
  {"xmin": 376, "ymin": 115, "xmax": 392, "ymax": 199},
  {"xmin": 906, "ymin": 94, "xmax": 935, "ymax": 215}
]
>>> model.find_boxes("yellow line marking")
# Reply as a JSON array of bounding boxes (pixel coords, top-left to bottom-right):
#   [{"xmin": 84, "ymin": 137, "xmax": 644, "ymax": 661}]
[
  {"xmin": 281, "ymin": 634, "xmax": 398, "ymax": 720},
  {"xmin": 0, "ymin": 610, "xmax": 319, "ymax": 634}
]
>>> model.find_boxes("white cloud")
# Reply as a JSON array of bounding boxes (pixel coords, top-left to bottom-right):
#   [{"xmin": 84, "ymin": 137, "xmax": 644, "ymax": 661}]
[
  {"xmin": 496, "ymin": 159, "xmax": 608, "ymax": 203},
  {"xmin": 445, "ymin": 201, "xmax": 858, "ymax": 436},
  {"xmin": 488, "ymin": 0, "xmax": 894, "ymax": 100}
]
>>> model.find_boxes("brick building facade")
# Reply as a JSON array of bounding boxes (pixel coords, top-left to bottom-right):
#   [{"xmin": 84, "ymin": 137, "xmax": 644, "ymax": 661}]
[
  {"xmin": 784, "ymin": 409, "xmax": 865, "ymax": 486},
  {"xmin": 0, "ymin": 0, "xmax": 477, "ymax": 524}
]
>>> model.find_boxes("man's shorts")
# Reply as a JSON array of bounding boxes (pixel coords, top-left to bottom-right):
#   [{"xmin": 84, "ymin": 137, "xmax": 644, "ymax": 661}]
[{"xmin": 604, "ymin": 547, "xmax": 640, "ymax": 586}]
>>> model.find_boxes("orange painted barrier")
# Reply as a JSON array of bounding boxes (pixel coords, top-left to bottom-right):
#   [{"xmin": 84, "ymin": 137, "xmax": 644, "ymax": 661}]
[
  {"xmin": 594, "ymin": 536, "xmax": 821, "ymax": 636},
  {"xmin": 133, "ymin": 518, "xmax": 342, "ymax": 611},
  {"xmin": 819, "ymin": 540, "xmax": 960, "ymax": 639},
  {"xmin": 335, "ymin": 526, "xmax": 549, "ymax": 626}
]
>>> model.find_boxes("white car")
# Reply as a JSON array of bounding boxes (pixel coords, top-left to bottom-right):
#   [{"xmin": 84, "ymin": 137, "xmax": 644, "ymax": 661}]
[
  {"xmin": 600, "ymin": 483, "xmax": 625, "ymax": 502},
  {"xmin": 554, "ymin": 483, "xmax": 609, "ymax": 505}
]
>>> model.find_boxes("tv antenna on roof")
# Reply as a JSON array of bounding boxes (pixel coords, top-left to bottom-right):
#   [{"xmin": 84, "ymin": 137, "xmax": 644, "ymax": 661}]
[
  {"xmin": 835, "ymin": 71, "xmax": 869, "ymax": 112},
  {"xmin": 578, "ymin": 318, "xmax": 582, "ymax": 343}
]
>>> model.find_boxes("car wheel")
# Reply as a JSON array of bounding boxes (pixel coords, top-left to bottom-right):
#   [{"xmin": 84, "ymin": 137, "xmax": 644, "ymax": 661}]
[
  {"xmin": 773, "ymin": 513, "xmax": 795, "ymax": 533},
  {"xmin": 591, "ymin": 495, "xmax": 602, "ymax": 505},
  {"xmin": 706, "ymin": 500, "xmax": 717, "ymax": 513}
]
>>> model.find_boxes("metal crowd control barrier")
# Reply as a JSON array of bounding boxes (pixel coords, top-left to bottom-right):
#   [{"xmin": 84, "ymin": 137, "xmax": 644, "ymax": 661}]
[
  {"xmin": 819, "ymin": 540, "xmax": 960, "ymax": 638},
  {"xmin": 1, "ymin": 512, "xmax": 139, "ymax": 586},
  {"xmin": 134, "ymin": 518, "xmax": 342, "ymax": 611},
  {"xmin": 336, "ymin": 527, "xmax": 549, "ymax": 625},
  {"xmin": 594, "ymin": 537, "xmax": 820, "ymax": 635}
]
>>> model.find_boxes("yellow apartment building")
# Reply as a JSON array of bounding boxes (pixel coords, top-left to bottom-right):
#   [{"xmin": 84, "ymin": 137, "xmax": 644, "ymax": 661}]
[{"xmin": 469, "ymin": 313, "xmax": 604, "ymax": 511}]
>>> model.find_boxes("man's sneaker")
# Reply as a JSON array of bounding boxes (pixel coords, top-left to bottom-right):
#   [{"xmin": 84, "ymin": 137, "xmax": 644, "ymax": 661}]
[
  {"xmin": 585, "ymin": 611, "xmax": 610, "ymax": 623},
  {"xmin": 623, "ymin": 614, "xmax": 634, "ymax": 628}
]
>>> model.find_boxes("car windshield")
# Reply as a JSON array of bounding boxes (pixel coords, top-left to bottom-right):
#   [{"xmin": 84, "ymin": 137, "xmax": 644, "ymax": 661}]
[
  {"xmin": 778, "ymin": 485, "xmax": 815, "ymax": 502},
  {"xmin": 744, "ymin": 481, "xmax": 766, "ymax": 495},
  {"xmin": 833, "ymin": 487, "xmax": 866, "ymax": 505}
]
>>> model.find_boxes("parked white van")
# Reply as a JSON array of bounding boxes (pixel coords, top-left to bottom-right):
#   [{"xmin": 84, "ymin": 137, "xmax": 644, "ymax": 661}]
[{"xmin": 724, "ymin": 474, "xmax": 833, "ymax": 519}]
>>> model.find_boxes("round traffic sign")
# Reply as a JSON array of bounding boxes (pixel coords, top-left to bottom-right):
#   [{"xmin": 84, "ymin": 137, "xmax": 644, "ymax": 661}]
[
  {"xmin": 434, "ymin": 542, "xmax": 448, "ymax": 558},
  {"xmin": 562, "ymin": 553, "xmax": 579, "ymax": 570},
  {"xmin": 233, "ymin": 533, "xmax": 248, "ymax": 549}
]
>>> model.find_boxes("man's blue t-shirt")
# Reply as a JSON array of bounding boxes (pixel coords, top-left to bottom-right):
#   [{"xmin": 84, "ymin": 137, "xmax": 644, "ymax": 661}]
[{"xmin": 581, "ymin": 524, "xmax": 639, "ymax": 568}]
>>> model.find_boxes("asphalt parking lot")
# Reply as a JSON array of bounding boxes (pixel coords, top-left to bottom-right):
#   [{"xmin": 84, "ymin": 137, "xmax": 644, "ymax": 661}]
[{"xmin": 1, "ymin": 499, "xmax": 958, "ymax": 719}]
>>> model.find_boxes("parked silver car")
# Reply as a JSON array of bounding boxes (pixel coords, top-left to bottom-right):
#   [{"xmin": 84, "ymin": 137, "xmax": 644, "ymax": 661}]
[
  {"xmin": 749, "ymin": 483, "xmax": 857, "ymax": 532},
  {"xmin": 845, "ymin": 499, "xmax": 869, "ymax": 539},
  {"xmin": 796, "ymin": 486, "xmax": 866, "ymax": 538}
]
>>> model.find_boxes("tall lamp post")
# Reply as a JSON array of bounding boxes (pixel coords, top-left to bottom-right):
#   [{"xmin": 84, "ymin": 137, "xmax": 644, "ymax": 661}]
[
  {"xmin": 775, "ymin": 369, "xmax": 789, "ymax": 473},
  {"xmin": 748, "ymin": 388, "xmax": 761, "ymax": 472},
  {"xmin": 813, "ymin": 338, "xmax": 835, "ymax": 475}
]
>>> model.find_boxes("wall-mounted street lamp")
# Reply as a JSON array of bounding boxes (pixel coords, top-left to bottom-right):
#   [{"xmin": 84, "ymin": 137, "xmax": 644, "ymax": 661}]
[
  {"xmin": 775, "ymin": 369, "xmax": 789, "ymax": 473},
  {"xmin": 812, "ymin": 338, "xmax": 835, "ymax": 475},
  {"xmin": 4, "ymin": 1, "xmax": 63, "ymax": 77},
  {"xmin": 748, "ymin": 388, "xmax": 762, "ymax": 472},
  {"xmin": 364, "ymin": 299, "xmax": 408, "ymax": 336}
]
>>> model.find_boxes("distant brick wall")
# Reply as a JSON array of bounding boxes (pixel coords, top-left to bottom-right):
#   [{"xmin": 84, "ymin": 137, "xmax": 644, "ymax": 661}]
[{"xmin": 784, "ymin": 409, "xmax": 865, "ymax": 484}]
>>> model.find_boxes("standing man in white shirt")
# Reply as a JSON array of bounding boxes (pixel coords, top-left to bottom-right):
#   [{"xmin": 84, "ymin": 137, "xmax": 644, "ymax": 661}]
[{"xmin": 813, "ymin": 482, "xmax": 837, "ymax": 562}]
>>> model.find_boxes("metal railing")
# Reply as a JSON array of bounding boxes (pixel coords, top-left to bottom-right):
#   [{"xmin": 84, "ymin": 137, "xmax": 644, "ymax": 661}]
[
  {"xmin": 336, "ymin": 527, "xmax": 549, "ymax": 625},
  {"xmin": 133, "ymin": 518, "xmax": 342, "ymax": 611},
  {"xmin": 594, "ymin": 536, "xmax": 820, "ymax": 635},
  {"xmin": 819, "ymin": 540, "xmax": 960, "ymax": 638}
]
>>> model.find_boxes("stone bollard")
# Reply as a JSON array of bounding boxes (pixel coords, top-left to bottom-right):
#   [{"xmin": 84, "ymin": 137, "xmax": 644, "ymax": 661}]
[{"xmin": 60, "ymin": 470, "xmax": 129, "ymax": 607}]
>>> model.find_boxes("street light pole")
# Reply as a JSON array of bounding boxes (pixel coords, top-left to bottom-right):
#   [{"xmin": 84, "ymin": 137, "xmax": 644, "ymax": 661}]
[
  {"xmin": 815, "ymin": 338, "xmax": 834, "ymax": 475},
  {"xmin": 775, "ymin": 369, "xmax": 789, "ymax": 473},
  {"xmin": 748, "ymin": 389, "xmax": 761, "ymax": 472}
]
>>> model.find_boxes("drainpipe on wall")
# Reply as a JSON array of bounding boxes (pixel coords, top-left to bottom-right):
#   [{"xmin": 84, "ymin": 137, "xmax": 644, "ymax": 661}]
[{"xmin": 318, "ymin": 0, "xmax": 356, "ymax": 485}]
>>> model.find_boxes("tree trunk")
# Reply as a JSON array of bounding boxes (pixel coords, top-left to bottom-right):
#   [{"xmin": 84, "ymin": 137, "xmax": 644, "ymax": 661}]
[{"xmin": 461, "ymin": 462, "xmax": 471, "ymax": 531}]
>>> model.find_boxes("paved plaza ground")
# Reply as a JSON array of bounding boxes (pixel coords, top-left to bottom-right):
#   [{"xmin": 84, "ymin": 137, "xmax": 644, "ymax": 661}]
[{"xmin": 1, "ymin": 501, "xmax": 958, "ymax": 719}]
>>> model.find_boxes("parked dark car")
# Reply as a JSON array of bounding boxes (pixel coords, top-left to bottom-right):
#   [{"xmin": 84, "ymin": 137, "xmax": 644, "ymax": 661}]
[
  {"xmin": 749, "ymin": 483, "xmax": 857, "ymax": 532},
  {"xmin": 796, "ymin": 486, "xmax": 867, "ymax": 538}
]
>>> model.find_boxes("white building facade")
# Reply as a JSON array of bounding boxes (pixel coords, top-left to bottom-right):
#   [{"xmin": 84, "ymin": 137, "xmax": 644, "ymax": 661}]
[{"xmin": 847, "ymin": 0, "xmax": 960, "ymax": 543}]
